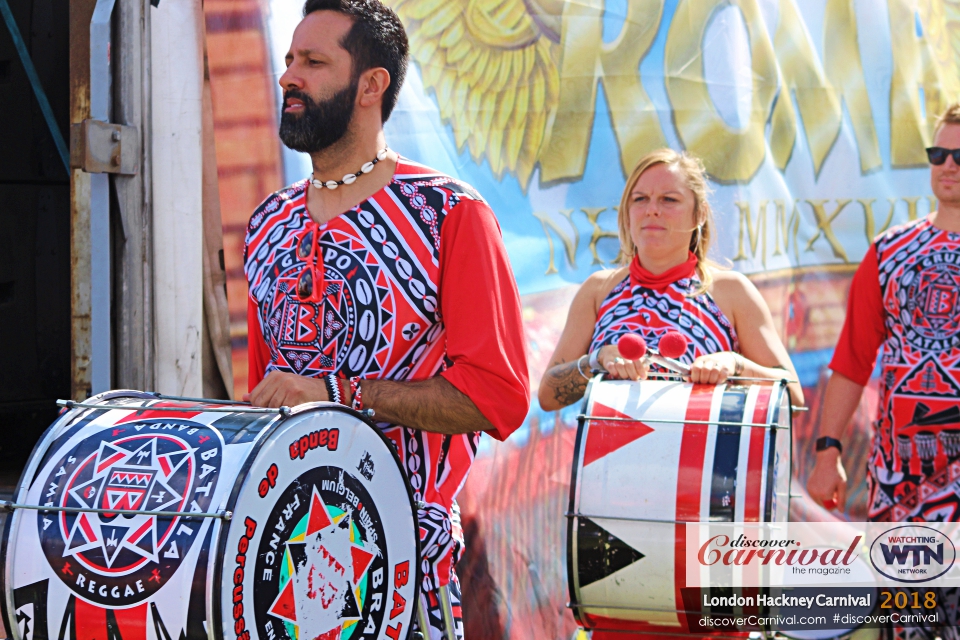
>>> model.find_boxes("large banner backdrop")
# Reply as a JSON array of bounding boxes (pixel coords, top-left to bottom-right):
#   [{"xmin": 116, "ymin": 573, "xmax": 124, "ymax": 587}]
[{"xmin": 241, "ymin": 0, "xmax": 960, "ymax": 637}]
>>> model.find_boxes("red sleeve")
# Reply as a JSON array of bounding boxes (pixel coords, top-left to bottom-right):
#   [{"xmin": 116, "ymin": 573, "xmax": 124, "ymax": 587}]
[
  {"xmin": 829, "ymin": 245, "xmax": 887, "ymax": 385},
  {"xmin": 438, "ymin": 198, "xmax": 531, "ymax": 441},
  {"xmin": 247, "ymin": 296, "xmax": 271, "ymax": 391}
]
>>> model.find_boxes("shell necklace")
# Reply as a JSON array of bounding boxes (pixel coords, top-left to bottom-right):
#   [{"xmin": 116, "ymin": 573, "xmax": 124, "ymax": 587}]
[{"xmin": 309, "ymin": 147, "xmax": 389, "ymax": 190}]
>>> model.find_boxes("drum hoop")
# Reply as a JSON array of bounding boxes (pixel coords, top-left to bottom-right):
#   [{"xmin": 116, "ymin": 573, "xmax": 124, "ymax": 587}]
[
  {"xmin": 565, "ymin": 375, "xmax": 600, "ymax": 628},
  {"xmin": 1, "ymin": 389, "xmax": 156, "ymax": 640},
  {"xmin": 57, "ymin": 400, "xmax": 283, "ymax": 415},
  {"xmin": 764, "ymin": 383, "xmax": 794, "ymax": 522},
  {"xmin": 209, "ymin": 401, "xmax": 423, "ymax": 640}
]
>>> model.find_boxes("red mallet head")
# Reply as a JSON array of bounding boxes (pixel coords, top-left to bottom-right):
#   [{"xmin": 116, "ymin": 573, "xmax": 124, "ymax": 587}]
[
  {"xmin": 617, "ymin": 333, "xmax": 647, "ymax": 360},
  {"xmin": 658, "ymin": 331, "xmax": 689, "ymax": 359},
  {"xmin": 823, "ymin": 499, "xmax": 838, "ymax": 511}
]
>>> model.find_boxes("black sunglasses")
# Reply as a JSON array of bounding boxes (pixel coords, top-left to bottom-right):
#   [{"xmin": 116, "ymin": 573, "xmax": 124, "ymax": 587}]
[{"xmin": 926, "ymin": 147, "xmax": 960, "ymax": 165}]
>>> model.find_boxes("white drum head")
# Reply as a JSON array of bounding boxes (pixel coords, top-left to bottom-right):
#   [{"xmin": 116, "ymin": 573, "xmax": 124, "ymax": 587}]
[{"xmin": 218, "ymin": 404, "xmax": 420, "ymax": 640}]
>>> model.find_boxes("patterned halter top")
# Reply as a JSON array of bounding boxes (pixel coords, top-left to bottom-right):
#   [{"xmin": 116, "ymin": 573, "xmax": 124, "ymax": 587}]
[{"xmin": 588, "ymin": 270, "xmax": 739, "ymax": 363}]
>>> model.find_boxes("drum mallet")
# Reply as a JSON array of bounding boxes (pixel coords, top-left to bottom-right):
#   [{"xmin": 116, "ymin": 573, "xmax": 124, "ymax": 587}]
[{"xmin": 618, "ymin": 332, "xmax": 691, "ymax": 376}]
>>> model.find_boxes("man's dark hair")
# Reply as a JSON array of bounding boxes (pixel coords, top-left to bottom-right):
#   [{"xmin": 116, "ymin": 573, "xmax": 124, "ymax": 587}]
[{"xmin": 302, "ymin": 0, "xmax": 409, "ymax": 122}]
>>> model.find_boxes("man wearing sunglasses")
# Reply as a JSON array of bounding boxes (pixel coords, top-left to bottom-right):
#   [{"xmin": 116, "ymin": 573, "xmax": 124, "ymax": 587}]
[
  {"xmin": 808, "ymin": 102, "xmax": 960, "ymax": 514},
  {"xmin": 242, "ymin": 0, "xmax": 530, "ymax": 636},
  {"xmin": 808, "ymin": 104, "xmax": 960, "ymax": 633}
]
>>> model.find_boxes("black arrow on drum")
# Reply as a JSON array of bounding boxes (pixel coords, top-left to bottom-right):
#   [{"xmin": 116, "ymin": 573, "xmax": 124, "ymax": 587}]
[
  {"xmin": 576, "ymin": 518, "xmax": 644, "ymax": 587},
  {"xmin": 151, "ymin": 602, "xmax": 175, "ymax": 640},
  {"xmin": 16, "ymin": 608, "xmax": 32, "ymax": 639},
  {"xmin": 13, "ymin": 579, "xmax": 47, "ymax": 640}
]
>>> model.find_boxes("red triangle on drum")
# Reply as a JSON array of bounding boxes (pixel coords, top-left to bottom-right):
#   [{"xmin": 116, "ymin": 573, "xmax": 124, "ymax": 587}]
[
  {"xmin": 306, "ymin": 486, "xmax": 333, "ymax": 536},
  {"xmin": 268, "ymin": 579, "xmax": 297, "ymax": 624},
  {"xmin": 351, "ymin": 546, "xmax": 375, "ymax": 583},
  {"xmin": 582, "ymin": 403, "xmax": 653, "ymax": 467}
]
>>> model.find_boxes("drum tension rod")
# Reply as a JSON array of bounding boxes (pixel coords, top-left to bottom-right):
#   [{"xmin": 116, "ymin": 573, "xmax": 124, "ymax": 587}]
[
  {"xmin": 57, "ymin": 399, "xmax": 284, "ymax": 415},
  {"xmin": 578, "ymin": 414, "xmax": 789, "ymax": 429},
  {"xmin": 565, "ymin": 511, "xmax": 787, "ymax": 529},
  {"xmin": 58, "ymin": 400, "xmax": 375, "ymax": 419},
  {"xmin": 0, "ymin": 501, "xmax": 233, "ymax": 521}
]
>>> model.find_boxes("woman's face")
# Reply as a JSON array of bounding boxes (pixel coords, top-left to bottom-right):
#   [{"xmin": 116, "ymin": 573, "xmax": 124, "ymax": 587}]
[{"xmin": 627, "ymin": 163, "xmax": 698, "ymax": 260}]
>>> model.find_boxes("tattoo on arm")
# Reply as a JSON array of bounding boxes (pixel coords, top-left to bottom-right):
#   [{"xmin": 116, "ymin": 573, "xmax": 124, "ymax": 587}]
[
  {"xmin": 361, "ymin": 376, "xmax": 493, "ymax": 435},
  {"xmin": 543, "ymin": 360, "xmax": 589, "ymax": 408}
]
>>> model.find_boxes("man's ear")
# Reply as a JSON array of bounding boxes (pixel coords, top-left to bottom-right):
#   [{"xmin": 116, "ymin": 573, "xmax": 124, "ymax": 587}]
[{"xmin": 357, "ymin": 67, "xmax": 391, "ymax": 109}]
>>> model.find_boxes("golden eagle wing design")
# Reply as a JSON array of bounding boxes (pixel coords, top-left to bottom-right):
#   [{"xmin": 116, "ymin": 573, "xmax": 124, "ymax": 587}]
[{"xmin": 387, "ymin": 0, "xmax": 561, "ymax": 187}]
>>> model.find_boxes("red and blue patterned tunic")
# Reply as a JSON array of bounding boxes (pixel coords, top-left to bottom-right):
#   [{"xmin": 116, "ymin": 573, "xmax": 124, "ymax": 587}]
[
  {"xmin": 588, "ymin": 270, "xmax": 739, "ymax": 362},
  {"xmin": 244, "ymin": 157, "xmax": 530, "ymax": 590},
  {"xmin": 832, "ymin": 218, "xmax": 960, "ymax": 522}
]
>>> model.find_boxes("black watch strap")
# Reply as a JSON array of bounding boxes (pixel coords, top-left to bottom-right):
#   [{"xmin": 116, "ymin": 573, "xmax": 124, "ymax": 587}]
[{"xmin": 815, "ymin": 436, "xmax": 843, "ymax": 454}]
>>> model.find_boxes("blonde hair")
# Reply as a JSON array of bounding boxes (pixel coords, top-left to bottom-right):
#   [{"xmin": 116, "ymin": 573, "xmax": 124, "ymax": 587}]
[
  {"xmin": 935, "ymin": 103, "xmax": 960, "ymax": 136},
  {"xmin": 617, "ymin": 148, "xmax": 716, "ymax": 294}
]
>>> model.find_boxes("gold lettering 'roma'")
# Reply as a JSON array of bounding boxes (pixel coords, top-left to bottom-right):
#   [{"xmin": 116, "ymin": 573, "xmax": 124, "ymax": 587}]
[
  {"xmin": 538, "ymin": 0, "xmax": 666, "ymax": 182},
  {"xmin": 888, "ymin": 0, "xmax": 954, "ymax": 167},
  {"xmin": 664, "ymin": 0, "xmax": 779, "ymax": 182},
  {"xmin": 768, "ymin": 0, "xmax": 842, "ymax": 175},
  {"xmin": 393, "ymin": 0, "xmax": 958, "ymax": 186},
  {"xmin": 822, "ymin": 0, "xmax": 883, "ymax": 173}
]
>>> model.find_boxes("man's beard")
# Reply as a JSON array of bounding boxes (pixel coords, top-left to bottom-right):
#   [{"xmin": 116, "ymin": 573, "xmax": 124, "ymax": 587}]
[{"xmin": 278, "ymin": 79, "xmax": 357, "ymax": 154}]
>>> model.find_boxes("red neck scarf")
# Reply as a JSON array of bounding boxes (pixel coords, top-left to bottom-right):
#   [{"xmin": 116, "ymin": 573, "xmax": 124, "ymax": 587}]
[{"xmin": 629, "ymin": 252, "xmax": 698, "ymax": 291}]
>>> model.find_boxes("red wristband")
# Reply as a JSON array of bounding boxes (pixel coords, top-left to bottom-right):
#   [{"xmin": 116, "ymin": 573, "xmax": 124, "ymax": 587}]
[{"xmin": 350, "ymin": 377, "xmax": 363, "ymax": 411}]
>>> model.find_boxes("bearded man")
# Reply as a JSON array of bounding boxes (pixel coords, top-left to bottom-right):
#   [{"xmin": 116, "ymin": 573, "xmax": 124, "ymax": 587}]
[{"xmin": 242, "ymin": 1, "xmax": 531, "ymax": 637}]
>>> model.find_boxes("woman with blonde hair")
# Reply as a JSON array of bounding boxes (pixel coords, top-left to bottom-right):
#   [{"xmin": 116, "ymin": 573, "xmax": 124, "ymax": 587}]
[{"xmin": 538, "ymin": 148, "xmax": 803, "ymax": 410}]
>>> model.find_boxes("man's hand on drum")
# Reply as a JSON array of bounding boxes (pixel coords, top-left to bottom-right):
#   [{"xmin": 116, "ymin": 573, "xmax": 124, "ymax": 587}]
[
  {"xmin": 807, "ymin": 447, "xmax": 848, "ymax": 511},
  {"xmin": 687, "ymin": 352, "xmax": 739, "ymax": 385},
  {"xmin": 598, "ymin": 345, "xmax": 649, "ymax": 381},
  {"xmin": 245, "ymin": 371, "xmax": 333, "ymax": 408}
]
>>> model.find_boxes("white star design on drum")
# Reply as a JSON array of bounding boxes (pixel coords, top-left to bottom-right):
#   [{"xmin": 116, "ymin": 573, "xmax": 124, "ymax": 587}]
[
  {"xmin": 268, "ymin": 484, "xmax": 378, "ymax": 640},
  {"xmin": 62, "ymin": 438, "xmax": 189, "ymax": 567}
]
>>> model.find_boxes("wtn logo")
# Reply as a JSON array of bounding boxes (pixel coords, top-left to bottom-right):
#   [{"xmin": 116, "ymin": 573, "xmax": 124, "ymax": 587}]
[
  {"xmin": 879, "ymin": 543, "xmax": 944, "ymax": 567},
  {"xmin": 870, "ymin": 526, "xmax": 956, "ymax": 583}
]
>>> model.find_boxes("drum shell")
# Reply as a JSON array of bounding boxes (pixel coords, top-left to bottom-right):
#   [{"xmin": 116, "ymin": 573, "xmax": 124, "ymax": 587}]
[
  {"xmin": 1, "ymin": 392, "xmax": 421, "ymax": 640},
  {"xmin": 567, "ymin": 379, "xmax": 792, "ymax": 633}
]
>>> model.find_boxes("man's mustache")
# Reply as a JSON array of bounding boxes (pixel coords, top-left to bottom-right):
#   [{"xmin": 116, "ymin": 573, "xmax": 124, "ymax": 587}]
[{"xmin": 282, "ymin": 90, "xmax": 312, "ymax": 109}]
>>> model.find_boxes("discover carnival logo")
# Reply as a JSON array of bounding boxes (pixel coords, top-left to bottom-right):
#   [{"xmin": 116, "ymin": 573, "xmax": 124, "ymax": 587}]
[
  {"xmin": 697, "ymin": 534, "xmax": 862, "ymax": 575},
  {"xmin": 869, "ymin": 525, "xmax": 956, "ymax": 583}
]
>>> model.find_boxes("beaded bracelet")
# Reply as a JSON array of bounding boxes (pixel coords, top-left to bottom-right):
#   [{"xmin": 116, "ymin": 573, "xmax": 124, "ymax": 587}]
[
  {"xmin": 324, "ymin": 373, "xmax": 342, "ymax": 404},
  {"xmin": 350, "ymin": 377, "xmax": 363, "ymax": 411}
]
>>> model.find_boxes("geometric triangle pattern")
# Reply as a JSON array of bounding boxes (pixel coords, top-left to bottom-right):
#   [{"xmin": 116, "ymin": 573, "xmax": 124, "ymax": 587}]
[
  {"xmin": 268, "ymin": 579, "xmax": 297, "ymax": 624},
  {"xmin": 899, "ymin": 357, "xmax": 960, "ymax": 397},
  {"xmin": 582, "ymin": 402, "xmax": 654, "ymax": 467},
  {"xmin": 576, "ymin": 517, "xmax": 645, "ymax": 588},
  {"xmin": 63, "ymin": 437, "xmax": 188, "ymax": 568}
]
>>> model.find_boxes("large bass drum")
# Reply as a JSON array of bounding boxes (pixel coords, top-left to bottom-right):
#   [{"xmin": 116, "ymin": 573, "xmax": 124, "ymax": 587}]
[
  {"xmin": 567, "ymin": 378, "xmax": 792, "ymax": 635},
  {"xmin": 1, "ymin": 391, "xmax": 420, "ymax": 640}
]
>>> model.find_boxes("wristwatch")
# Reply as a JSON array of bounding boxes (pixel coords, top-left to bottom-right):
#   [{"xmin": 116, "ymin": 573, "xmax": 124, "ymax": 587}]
[{"xmin": 815, "ymin": 436, "xmax": 843, "ymax": 454}]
